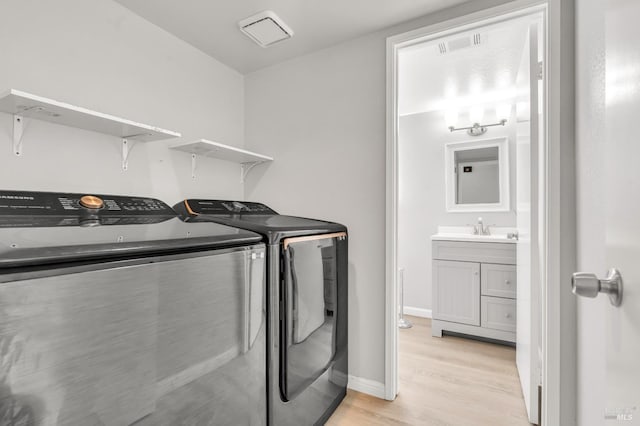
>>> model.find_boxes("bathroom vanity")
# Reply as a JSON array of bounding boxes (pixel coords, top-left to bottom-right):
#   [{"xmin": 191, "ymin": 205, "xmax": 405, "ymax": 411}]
[{"xmin": 431, "ymin": 230, "xmax": 517, "ymax": 343}]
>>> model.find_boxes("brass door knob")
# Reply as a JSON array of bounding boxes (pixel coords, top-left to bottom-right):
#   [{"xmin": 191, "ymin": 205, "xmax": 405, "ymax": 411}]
[{"xmin": 79, "ymin": 195, "xmax": 104, "ymax": 209}]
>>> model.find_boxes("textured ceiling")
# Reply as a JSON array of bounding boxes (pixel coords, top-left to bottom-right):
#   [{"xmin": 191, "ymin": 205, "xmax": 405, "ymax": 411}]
[
  {"xmin": 114, "ymin": 0, "xmax": 470, "ymax": 74},
  {"xmin": 398, "ymin": 16, "xmax": 534, "ymax": 117}
]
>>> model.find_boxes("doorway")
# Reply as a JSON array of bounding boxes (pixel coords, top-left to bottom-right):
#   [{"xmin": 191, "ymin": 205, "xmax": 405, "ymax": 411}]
[{"xmin": 386, "ymin": 4, "xmax": 548, "ymax": 425}]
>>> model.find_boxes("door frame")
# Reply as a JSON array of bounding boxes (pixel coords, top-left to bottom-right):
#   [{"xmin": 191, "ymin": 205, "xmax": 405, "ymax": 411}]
[{"xmin": 384, "ymin": 1, "xmax": 576, "ymax": 424}]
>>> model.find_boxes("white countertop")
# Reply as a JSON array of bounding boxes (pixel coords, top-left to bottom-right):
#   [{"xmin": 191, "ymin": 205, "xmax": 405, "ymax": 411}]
[{"xmin": 431, "ymin": 226, "xmax": 518, "ymax": 244}]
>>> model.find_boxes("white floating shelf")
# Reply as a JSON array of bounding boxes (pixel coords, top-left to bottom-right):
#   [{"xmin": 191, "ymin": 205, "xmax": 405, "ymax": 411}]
[
  {"xmin": 0, "ymin": 89, "xmax": 181, "ymax": 141},
  {"xmin": 171, "ymin": 139, "xmax": 273, "ymax": 182},
  {"xmin": 171, "ymin": 139, "xmax": 273, "ymax": 163},
  {"xmin": 0, "ymin": 89, "xmax": 181, "ymax": 169}
]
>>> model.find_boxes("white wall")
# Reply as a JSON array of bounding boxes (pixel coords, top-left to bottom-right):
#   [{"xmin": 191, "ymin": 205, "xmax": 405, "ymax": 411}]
[
  {"xmin": 0, "ymin": 0, "xmax": 245, "ymax": 203},
  {"xmin": 575, "ymin": 0, "xmax": 606, "ymax": 424},
  {"xmin": 244, "ymin": 0, "xmax": 519, "ymax": 385},
  {"xmin": 245, "ymin": 30, "xmax": 386, "ymax": 385},
  {"xmin": 398, "ymin": 110, "xmax": 516, "ymax": 312}
]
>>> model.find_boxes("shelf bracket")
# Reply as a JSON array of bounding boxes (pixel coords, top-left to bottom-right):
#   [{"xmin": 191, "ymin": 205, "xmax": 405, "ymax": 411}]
[
  {"xmin": 240, "ymin": 161, "xmax": 264, "ymax": 183},
  {"xmin": 122, "ymin": 138, "xmax": 131, "ymax": 171},
  {"xmin": 191, "ymin": 154, "xmax": 197, "ymax": 179},
  {"xmin": 13, "ymin": 115, "xmax": 24, "ymax": 156}
]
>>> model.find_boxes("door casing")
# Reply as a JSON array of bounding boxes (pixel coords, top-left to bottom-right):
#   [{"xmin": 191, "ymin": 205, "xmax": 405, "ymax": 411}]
[{"xmin": 385, "ymin": 1, "xmax": 577, "ymax": 425}]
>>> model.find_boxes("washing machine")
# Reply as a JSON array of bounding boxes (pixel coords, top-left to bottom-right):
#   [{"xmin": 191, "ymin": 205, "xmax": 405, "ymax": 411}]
[
  {"xmin": 0, "ymin": 190, "xmax": 267, "ymax": 425},
  {"xmin": 174, "ymin": 199, "xmax": 348, "ymax": 426}
]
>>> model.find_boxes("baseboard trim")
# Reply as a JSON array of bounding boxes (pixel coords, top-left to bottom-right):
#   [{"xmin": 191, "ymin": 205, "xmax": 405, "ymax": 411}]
[
  {"xmin": 403, "ymin": 306, "xmax": 432, "ymax": 318},
  {"xmin": 347, "ymin": 375, "xmax": 386, "ymax": 399}
]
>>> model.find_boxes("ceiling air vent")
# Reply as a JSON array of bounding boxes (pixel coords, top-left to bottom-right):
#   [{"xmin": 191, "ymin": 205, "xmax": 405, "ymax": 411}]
[
  {"xmin": 239, "ymin": 11, "xmax": 294, "ymax": 48},
  {"xmin": 438, "ymin": 32, "xmax": 483, "ymax": 54}
]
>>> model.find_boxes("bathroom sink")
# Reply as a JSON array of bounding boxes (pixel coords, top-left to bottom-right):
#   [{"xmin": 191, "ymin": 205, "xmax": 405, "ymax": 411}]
[{"xmin": 431, "ymin": 226, "xmax": 518, "ymax": 243}]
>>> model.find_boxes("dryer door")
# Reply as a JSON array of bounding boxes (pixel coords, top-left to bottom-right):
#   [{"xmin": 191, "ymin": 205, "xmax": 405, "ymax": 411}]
[{"xmin": 281, "ymin": 232, "xmax": 346, "ymax": 401}]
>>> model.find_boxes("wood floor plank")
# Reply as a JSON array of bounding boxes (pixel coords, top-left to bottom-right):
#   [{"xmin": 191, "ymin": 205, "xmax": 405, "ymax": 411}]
[{"xmin": 326, "ymin": 316, "xmax": 531, "ymax": 426}]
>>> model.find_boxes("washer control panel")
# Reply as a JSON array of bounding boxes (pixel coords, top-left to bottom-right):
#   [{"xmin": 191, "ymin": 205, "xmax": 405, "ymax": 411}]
[{"xmin": 0, "ymin": 191, "xmax": 176, "ymax": 227}]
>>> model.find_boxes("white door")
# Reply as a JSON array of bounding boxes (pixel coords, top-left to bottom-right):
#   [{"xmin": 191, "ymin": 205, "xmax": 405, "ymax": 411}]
[
  {"xmin": 515, "ymin": 21, "xmax": 542, "ymax": 425},
  {"xmin": 602, "ymin": 0, "xmax": 640, "ymax": 420},
  {"xmin": 575, "ymin": 0, "xmax": 640, "ymax": 423}
]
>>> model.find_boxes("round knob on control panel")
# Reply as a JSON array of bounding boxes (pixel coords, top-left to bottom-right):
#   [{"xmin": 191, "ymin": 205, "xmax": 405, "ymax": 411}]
[{"xmin": 79, "ymin": 195, "xmax": 104, "ymax": 209}]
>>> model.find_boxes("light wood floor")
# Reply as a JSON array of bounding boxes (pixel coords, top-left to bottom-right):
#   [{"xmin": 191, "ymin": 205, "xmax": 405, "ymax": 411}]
[{"xmin": 327, "ymin": 316, "xmax": 531, "ymax": 426}]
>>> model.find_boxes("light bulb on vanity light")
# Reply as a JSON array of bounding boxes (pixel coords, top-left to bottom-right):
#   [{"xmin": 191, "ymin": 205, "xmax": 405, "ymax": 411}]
[
  {"xmin": 445, "ymin": 109, "xmax": 459, "ymax": 131},
  {"xmin": 469, "ymin": 106, "xmax": 484, "ymax": 124},
  {"xmin": 496, "ymin": 103, "xmax": 512, "ymax": 124}
]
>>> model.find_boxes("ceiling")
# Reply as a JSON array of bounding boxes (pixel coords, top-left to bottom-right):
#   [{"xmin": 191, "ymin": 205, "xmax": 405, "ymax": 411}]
[
  {"xmin": 114, "ymin": 0, "xmax": 470, "ymax": 74},
  {"xmin": 398, "ymin": 16, "xmax": 534, "ymax": 117}
]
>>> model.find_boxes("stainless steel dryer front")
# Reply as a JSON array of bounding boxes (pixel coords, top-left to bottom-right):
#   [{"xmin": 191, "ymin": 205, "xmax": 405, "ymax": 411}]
[{"xmin": 174, "ymin": 199, "xmax": 348, "ymax": 426}]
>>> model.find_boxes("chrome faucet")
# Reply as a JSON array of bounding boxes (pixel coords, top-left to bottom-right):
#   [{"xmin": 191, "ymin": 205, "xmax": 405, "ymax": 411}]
[
  {"xmin": 475, "ymin": 217, "xmax": 491, "ymax": 235},
  {"xmin": 467, "ymin": 217, "xmax": 492, "ymax": 235}
]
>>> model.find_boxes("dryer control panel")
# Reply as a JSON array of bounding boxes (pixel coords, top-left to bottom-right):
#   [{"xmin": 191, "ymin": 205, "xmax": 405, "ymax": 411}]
[{"xmin": 183, "ymin": 199, "xmax": 277, "ymax": 215}]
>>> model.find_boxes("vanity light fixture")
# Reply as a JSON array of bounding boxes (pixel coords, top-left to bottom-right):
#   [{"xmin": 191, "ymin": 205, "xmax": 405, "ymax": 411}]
[
  {"xmin": 448, "ymin": 119, "xmax": 507, "ymax": 136},
  {"xmin": 448, "ymin": 104, "xmax": 510, "ymax": 136}
]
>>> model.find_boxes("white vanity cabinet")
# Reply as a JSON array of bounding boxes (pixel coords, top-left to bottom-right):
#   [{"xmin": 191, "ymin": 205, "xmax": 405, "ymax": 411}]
[{"xmin": 432, "ymin": 239, "xmax": 517, "ymax": 343}]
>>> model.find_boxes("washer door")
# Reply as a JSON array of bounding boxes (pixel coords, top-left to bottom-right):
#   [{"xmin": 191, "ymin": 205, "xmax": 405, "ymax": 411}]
[{"xmin": 280, "ymin": 232, "xmax": 346, "ymax": 401}]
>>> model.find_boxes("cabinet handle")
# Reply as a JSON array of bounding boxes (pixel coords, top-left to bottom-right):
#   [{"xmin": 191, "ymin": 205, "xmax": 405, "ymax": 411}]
[
  {"xmin": 505, "ymin": 280, "xmax": 511, "ymax": 285},
  {"xmin": 505, "ymin": 313, "xmax": 512, "ymax": 319}
]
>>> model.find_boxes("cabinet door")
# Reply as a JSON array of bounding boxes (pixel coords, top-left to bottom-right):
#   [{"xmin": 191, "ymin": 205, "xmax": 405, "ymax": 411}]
[{"xmin": 433, "ymin": 260, "xmax": 480, "ymax": 326}]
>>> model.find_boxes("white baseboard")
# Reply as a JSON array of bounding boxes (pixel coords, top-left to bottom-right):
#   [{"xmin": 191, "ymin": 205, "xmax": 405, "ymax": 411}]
[
  {"xmin": 402, "ymin": 306, "xmax": 432, "ymax": 318},
  {"xmin": 347, "ymin": 375, "xmax": 386, "ymax": 399}
]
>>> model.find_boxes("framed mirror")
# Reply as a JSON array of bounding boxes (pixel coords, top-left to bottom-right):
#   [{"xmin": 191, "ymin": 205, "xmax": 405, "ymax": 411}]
[{"xmin": 444, "ymin": 138, "xmax": 510, "ymax": 212}]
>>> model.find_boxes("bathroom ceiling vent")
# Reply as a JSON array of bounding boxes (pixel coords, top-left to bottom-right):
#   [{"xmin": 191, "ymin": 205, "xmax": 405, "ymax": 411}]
[
  {"xmin": 239, "ymin": 11, "xmax": 294, "ymax": 48},
  {"xmin": 438, "ymin": 32, "xmax": 483, "ymax": 54}
]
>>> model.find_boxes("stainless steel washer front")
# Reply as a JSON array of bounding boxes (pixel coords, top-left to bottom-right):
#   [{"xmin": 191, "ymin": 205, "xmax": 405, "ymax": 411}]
[{"xmin": 0, "ymin": 246, "xmax": 267, "ymax": 426}]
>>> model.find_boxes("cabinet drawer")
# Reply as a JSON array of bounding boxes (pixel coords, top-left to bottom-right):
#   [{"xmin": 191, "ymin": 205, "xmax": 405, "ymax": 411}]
[
  {"xmin": 481, "ymin": 296, "xmax": 516, "ymax": 332},
  {"xmin": 432, "ymin": 241, "xmax": 516, "ymax": 264},
  {"xmin": 481, "ymin": 264, "xmax": 517, "ymax": 298}
]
